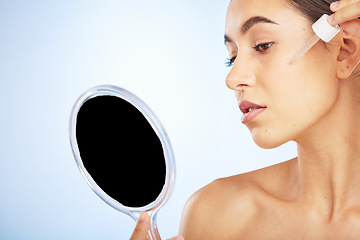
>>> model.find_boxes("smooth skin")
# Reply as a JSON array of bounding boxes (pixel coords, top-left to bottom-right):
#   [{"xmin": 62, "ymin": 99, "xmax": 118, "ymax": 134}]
[{"xmin": 130, "ymin": 0, "xmax": 360, "ymax": 239}]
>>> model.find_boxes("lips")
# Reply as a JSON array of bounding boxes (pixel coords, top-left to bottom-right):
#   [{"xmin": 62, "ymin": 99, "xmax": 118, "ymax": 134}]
[{"xmin": 239, "ymin": 100, "xmax": 266, "ymax": 124}]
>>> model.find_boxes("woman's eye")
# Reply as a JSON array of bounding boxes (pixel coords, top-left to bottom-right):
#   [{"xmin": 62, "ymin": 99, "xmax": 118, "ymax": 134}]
[
  {"xmin": 224, "ymin": 42, "xmax": 273, "ymax": 67},
  {"xmin": 253, "ymin": 42, "xmax": 273, "ymax": 53},
  {"xmin": 225, "ymin": 56, "xmax": 236, "ymax": 67}
]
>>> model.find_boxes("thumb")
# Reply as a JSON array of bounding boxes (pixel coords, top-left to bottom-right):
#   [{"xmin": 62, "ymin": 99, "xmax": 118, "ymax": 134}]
[
  {"xmin": 340, "ymin": 20, "xmax": 360, "ymax": 38},
  {"xmin": 130, "ymin": 212, "xmax": 151, "ymax": 240}
]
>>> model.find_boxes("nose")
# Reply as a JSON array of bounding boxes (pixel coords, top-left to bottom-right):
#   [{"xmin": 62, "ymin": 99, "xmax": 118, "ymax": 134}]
[{"xmin": 225, "ymin": 59, "xmax": 255, "ymax": 91}]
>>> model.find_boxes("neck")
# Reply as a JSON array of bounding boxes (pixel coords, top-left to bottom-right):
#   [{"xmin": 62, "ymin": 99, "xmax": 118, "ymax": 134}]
[{"xmin": 294, "ymin": 77, "xmax": 360, "ymax": 221}]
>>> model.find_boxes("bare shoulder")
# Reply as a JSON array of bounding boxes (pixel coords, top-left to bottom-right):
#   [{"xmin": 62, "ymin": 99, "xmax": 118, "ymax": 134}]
[
  {"xmin": 179, "ymin": 158, "xmax": 297, "ymax": 240},
  {"xmin": 178, "ymin": 176, "xmax": 258, "ymax": 239}
]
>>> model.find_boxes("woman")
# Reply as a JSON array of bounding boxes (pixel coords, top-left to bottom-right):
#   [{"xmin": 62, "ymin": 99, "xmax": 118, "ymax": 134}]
[{"xmin": 131, "ymin": 0, "xmax": 360, "ymax": 239}]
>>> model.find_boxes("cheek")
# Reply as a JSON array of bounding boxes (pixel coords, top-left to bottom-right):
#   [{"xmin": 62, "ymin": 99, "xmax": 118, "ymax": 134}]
[
  {"xmin": 251, "ymin": 55, "xmax": 338, "ymax": 148},
  {"xmin": 290, "ymin": 47, "xmax": 339, "ymax": 116},
  {"xmin": 266, "ymin": 46, "xmax": 338, "ymax": 115}
]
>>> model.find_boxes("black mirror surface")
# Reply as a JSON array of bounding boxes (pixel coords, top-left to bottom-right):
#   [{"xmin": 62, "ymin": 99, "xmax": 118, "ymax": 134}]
[{"xmin": 76, "ymin": 96, "xmax": 166, "ymax": 207}]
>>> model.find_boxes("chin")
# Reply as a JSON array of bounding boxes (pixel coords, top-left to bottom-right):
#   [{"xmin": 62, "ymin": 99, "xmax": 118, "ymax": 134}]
[{"xmin": 250, "ymin": 128, "xmax": 289, "ymax": 149}]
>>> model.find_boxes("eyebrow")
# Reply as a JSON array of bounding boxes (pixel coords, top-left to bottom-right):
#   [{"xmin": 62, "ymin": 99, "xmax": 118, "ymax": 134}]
[{"xmin": 224, "ymin": 16, "xmax": 279, "ymax": 44}]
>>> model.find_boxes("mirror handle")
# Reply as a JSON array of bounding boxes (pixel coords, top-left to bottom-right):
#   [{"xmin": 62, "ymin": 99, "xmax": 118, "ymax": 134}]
[{"xmin": 150, "ymin": 210, "xmax": 161, "ymax": 240}]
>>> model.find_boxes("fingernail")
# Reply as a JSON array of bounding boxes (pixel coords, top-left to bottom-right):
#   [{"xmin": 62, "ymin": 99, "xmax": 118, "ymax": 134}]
[
  {"xmin": 139, "ymin": 212, "xmax": 146, "ymax": 223},
  {"xmin": 330, "ymin": 1, "xmax": 339, "ymax": 10},
  {"xmin": 174, "ymin": 236, "xmax": 184, "ymax": 240},
  {"xmin": 328, "ymin": 14, "xmax": 335, "ymax": 24}
]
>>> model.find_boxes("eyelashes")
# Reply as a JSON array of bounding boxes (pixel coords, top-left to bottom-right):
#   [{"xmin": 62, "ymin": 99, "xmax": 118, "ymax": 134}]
[
  {"xmin": 225, "ymin": 42, "xmax": 274, "ymax": 68},
  {"xmin": 225, "ymin": 57, "xmax": 236, "ymax": 67},
  {"xmin": 253, "ymin": 42, "xmax": 273, "ymax": 52}
]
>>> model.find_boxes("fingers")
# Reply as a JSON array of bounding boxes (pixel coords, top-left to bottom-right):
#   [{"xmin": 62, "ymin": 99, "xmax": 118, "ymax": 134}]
[
  {"xmin": 129, "ymin": 211, "xmax": 183, "ymax": 240},
  {"xmin": 328, "ymin": 0, "xmax": 360, "ymax": 25},
  {"xmin": 130, "ymin": 212, "xmax": 151, "ymax": 240},
  {"xmin": 332, "ymin": 0, "xmax": 359, "ymax": 12},
  {"xmin": 341, "ymin": 19, "xmax": 360, "ymax": 37}
]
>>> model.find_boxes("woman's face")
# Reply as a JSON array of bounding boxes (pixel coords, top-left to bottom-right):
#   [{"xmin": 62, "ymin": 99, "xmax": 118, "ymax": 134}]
[{"xmin": 225, "ymin": 0, "xmax": 340, "ymax": 149}]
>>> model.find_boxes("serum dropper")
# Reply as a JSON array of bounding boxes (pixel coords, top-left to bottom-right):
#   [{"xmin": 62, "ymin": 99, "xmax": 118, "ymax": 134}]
[{"xmin": 291, "ymin": 14, "xmax": 340, "ymax": 63}]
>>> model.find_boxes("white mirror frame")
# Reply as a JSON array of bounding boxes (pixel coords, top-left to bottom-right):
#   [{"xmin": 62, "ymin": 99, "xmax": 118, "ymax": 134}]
[{"xmin": 69, "ymin": 85, "xmax": 176, "ymax": 239}]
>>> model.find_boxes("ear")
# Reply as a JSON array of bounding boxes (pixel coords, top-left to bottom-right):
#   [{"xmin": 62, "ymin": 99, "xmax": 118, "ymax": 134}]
[{"xmin": 336, "ymin": 31, "xmax": 360, "ymax": 79}]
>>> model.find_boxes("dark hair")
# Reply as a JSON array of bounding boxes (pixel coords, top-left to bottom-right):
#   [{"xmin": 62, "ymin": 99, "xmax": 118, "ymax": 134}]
[{"xmin": 289, "ymin": 0, "xmax": 337, "ymax": 23}]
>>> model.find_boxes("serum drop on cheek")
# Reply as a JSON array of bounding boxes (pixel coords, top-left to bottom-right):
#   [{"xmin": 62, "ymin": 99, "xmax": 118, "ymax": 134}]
[{"xmin": 290, "ymin": 14, "xmax": 340, "ymax": 63}]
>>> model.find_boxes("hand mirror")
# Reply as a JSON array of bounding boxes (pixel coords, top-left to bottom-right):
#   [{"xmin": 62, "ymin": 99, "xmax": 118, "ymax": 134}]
[{"xmin": 69, "ymin": 85, "xmax": 176, "ymax": 240}]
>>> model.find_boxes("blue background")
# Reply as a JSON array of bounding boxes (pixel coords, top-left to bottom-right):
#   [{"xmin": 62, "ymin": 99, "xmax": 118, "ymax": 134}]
[{"xmin": 0, "ymin": 1, "xmax": 296, "ymax": 239}]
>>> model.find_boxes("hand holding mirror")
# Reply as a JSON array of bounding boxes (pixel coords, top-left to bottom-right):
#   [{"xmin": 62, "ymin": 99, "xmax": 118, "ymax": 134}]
[{"xmin": 69, "ymin": 85, "xmax": 176, "ymax": 240}]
